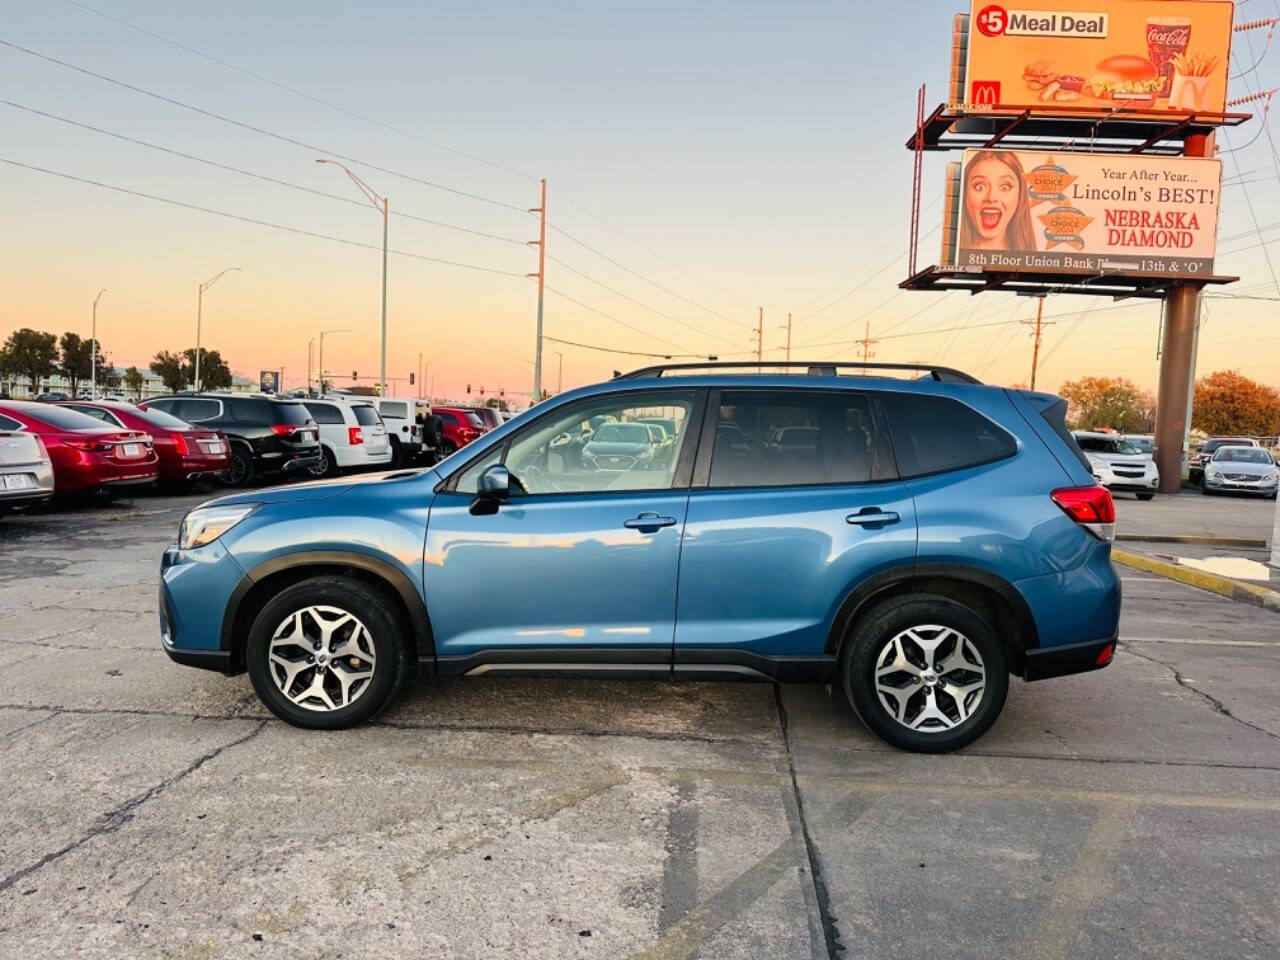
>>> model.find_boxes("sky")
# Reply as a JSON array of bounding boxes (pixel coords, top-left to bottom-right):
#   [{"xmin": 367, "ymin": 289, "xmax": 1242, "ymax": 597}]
[{"xmin": 2, "ymin": 0, "xmax": 1278, "ymax": 403}]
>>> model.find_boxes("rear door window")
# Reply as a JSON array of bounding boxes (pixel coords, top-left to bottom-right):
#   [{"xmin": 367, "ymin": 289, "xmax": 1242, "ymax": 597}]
[
  {"xmin": 174, "ymin": 398, "xmax": 222, "ymax": 422},
  {"xmin": 378, "ymin": 401, "xmax": 408, "ymax": 420},
  {"xmin": 883, "ymin": 393, "xmax": 1017, "ymax": 478},
  {"xmin": 708, "ymin": 390, "xmax": 888, "ymax": 487}
]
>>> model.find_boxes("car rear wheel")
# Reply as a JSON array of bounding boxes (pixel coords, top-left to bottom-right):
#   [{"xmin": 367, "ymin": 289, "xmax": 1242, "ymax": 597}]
[
  {"xmin": 387, "ymin": 437, "xmax": 404, "ymax": 469},
  {"xmin": 842, "ymin": 595, "xmax": 1008, "ymax": 753},
  {"xmin": 439, "ymin": 439, "xmax": 457, "ymax": 457},
  {"xmin": 245, "ymin": 576, "xmax": 407, "ymax": 729},
  {"xmin": 222, "ymin": 445, "xmax": 254, "ymax": 487}
]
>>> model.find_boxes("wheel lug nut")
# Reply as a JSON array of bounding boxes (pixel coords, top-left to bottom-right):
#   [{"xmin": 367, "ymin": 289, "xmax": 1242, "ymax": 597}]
[{"xmin": 307, "ymin": 655, "xmax": 314, "ymax": 663}]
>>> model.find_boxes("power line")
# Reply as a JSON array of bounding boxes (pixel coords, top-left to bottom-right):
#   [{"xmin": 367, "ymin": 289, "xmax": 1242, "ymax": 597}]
[
  {"xmin": 58, "ymin": 0, "xmax": 537, "ymax": 183},
  {"xmin": 544, "ymin": 221, "xmax": 752, "ymax": 329},
  {"xmin": 0, "ymin": 155, "xmax": 528, "ymax": 277},
  {"xmin": 0, "ymin": 38, "xmax": 530, "ymax": 214},
  {"xmin": 550, "ymin": 186, "xmax": 755, "ymax": 307},
  {"xmin": 541, "ymin": 335, "xmax": 717, "ymax": 360},
  {"xmin": 540, "ymin": 285, "xmax": 689, "ymax": 352},
  {"xmin": 0, "ymin": 98, "xmax": 530, "ymax": 247},
  {"xmin": 544, "ymin": 254, "xmax": 743, "ymax": 348}
]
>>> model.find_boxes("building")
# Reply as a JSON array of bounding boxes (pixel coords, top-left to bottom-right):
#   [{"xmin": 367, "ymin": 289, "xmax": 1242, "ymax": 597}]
[{"xmin": 1, "ymin": 366, "xmax": 256, "ymax": 401}]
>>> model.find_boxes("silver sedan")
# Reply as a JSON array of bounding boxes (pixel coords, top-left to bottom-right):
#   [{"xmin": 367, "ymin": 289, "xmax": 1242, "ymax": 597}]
[
  {"xmin": 1202, "ymin": 446, "xmax": 1279, "ymax": 499},
  {"xmin": 0, "ymin": 424, "xmax": 54, "ymax": 515}
]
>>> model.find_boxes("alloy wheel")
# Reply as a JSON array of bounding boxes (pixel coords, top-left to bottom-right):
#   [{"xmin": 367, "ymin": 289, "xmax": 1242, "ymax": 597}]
[
  {"xmin": 873, "ymin": 624, "xmax": 986, "ymax": 733},
  {"xmin": 267, "ymin": 605, "xmax": 377, "ymax": 712}
]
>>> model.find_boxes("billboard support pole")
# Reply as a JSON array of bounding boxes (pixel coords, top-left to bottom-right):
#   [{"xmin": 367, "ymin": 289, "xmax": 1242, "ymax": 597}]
[{"xmin": 1153, "ymin": 132, "xmax": 1209, "ymax": 495}]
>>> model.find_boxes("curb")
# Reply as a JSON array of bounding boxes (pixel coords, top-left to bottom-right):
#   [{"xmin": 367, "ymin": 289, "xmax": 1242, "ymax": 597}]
[
  {"xmin": 1116, "ymin": 534, "xmax": 1269, "ymax": 548},
  {"xmin": 1113, "ymin": 548, "xmax": 1280, "ymax": 615}
]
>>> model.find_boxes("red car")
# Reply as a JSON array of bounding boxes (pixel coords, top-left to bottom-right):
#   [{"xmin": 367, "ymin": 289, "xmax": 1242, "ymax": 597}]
[
  {"xmin": 432, "ymin": 406, "xmax": 486, "ymax": 455},
  {"xmin": 0, "ymin": 401, "xmax": 159, "ymax": 496},
  {"xmin": 63, "ymin": 400, "xmax": 231, "ymax": 483}
]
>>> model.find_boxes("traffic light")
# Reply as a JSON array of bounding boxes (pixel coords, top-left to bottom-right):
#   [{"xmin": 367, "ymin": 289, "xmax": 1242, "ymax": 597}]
[
  {"xmin": 409, "ymin": 372, "xmax": 415, "ymax": 385},
  {"xmin": 466, "ymin": 383, "xmax": 471, "ymax": 394},
  {"xmin": 499, "ymin": 388, "xmax": 504, "ymax": 398},
  {"xmin": 352, "ymin": 370, "xmax": 358, "ymax": 381}
]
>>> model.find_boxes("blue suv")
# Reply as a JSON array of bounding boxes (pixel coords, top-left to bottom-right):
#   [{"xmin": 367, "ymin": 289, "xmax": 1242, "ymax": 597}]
[{"xmin": 161, "ymin": 363, "xmax": 1120, "ymax": 753}]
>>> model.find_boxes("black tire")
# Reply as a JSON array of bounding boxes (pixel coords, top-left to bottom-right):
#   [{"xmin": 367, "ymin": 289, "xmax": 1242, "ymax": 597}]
[
  {"xmin": 1136, "ymin": 492, "xmax": 1155, "ymax": 501},
  {"xmin": 439, "ymin": 439, "xmax": 457, "ymax": 458},
  {"xmin": 387, "ymin": 437, "xmax": 404, "ymax": 469},
  {"xmin": 841, "ymin": 595, "xmax": 1009, "ymax": 754},
  {"xmin": 245, "ymin": 576, "xmax": 407, "ymax": 729},
  {"xmin": 223, "ymin": 444, "xmax": 254, "ymax": 487},
  {"xmin": 1201, "ymin": 485, "xmax": 1212, "ymax": 496},
  {"xmin": 308, "ymin": 446, "xmax": 340, "ymax": 478}
]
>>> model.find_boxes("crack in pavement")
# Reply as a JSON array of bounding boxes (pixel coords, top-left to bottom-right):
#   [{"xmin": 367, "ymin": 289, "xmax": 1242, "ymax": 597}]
[
  {"xmin": 0, "ymin": 720, "xmax": 267, "ymax": 894},
  {"xmin": 1123, "ymin": 644, "xmax": 1280, "ymax": 742}
]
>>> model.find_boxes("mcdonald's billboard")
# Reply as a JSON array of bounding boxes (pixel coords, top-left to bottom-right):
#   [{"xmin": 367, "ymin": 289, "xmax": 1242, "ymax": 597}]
[
  {"xmin": 955, "ymin": 0, "xmax": 1234, "ymax": 116},
  {"xmin": 941, "ymin": 148, "xmax": 1222, "ymax": 279}
]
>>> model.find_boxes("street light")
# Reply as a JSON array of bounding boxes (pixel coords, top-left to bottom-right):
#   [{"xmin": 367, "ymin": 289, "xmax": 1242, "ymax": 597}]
[
  {"xmin": 554, "ymin": 350, "xmax": 563, "ymax": 394},
  {"xmin": 91, "ymin": 288, "xmax": 106, "ymax": 399},
  {"xmin": 316, "ymin": 158, "xmax": 388, "ymax": 397},
  {"xmin": 307, "ymin": 337, "xmax": 316, "ymax": 395},
  {"xmin": 317, "ymin": 328, "xmax": 351, "ymax": 395},
  {"xmin": 196, "ymin": 267, "xmax": 241, "ymax": 391}
]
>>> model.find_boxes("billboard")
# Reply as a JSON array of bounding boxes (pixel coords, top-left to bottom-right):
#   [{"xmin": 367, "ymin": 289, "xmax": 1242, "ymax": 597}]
[
  {"xmin": 959, "ymin": 0, "xmax": 1233, "ymax": 115},
  {"xmin": 259, "ymin": 370, "xmax": 280, "ymax": 394},
  {"xmin": 942, "ymin": 149, "xmax": 1222, "ymax": 277}
]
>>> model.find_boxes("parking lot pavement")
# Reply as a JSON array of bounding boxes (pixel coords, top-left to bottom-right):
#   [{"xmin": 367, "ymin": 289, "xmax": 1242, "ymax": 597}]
[
  {"xmin": 1, "ymin": 497, "xmax": 1277, "ymax": 959},
  {"xmin": 1113, "ymin": 489, "xmax": 1275, "ymax": 544}
]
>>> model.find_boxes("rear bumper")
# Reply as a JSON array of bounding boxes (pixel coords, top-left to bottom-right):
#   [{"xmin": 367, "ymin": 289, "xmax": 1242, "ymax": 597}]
[
  {"xmin": 1023, "ymin": 636, "xmax": 1116, "ymax": 681},
  {"xmin": 258, "ymin": 448, "xmax": 322, "ymax": 475}
]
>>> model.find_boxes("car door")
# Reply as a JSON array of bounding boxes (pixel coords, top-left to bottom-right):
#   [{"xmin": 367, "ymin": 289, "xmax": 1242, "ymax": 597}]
[
  {"xmin": 674, "ymin": 388, "xmax": 917, "ymax": 672},
  {"xmin": 425, "ymin": 388, "xmax": 704, "ymax": 672}
]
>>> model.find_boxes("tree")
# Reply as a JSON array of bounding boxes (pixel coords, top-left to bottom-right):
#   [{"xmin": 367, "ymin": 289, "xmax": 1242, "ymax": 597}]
[
  {"xmin": 1193, "ymin": 370, "xmax": 1280, "ymax": 437},
  {"xmin": 150, "ymin": 351, "xmax": 187, "ymax": 393},
  {"xmin": 59, "ymin": 333, "xmax": 91, "ymax": 397},
  {"xmin": 181, "ymin": 348, "xmax": 232, "ymax": 390},
  {"xmin": 485, "ymin": 397, "xmax": 510, "ymax": 412},
  {"xmin": 1058, "ymin": 376, "xmax": 1150, "ymax": 432},
  {"xmin": 123, "ymin": 366, "xmax": 145, "ymax": 400},
  {"xmin": 2, "ymin": 328, "xmax": 59, "ymax": 396}
]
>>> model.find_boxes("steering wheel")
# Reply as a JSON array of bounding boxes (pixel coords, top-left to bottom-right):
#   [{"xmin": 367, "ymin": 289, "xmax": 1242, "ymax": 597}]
[{"xmin": 523, "ymin": 463, "xmax": 556, "ymax": 494}]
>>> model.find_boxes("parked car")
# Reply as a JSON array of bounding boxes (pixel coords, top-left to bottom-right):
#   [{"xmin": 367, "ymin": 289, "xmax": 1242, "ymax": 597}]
[
  {"xmin": 0, "ymin": 417, "xmax": 54, "ymax": 515},
  {"xmin": 0, "ymin": 400, "xmax": 157, "ymax": 496},
  {"xmin": 432, "ymin": 407, "xmax": 485, "ymax": 456},
  {"xmin": 370, "ymin": 397, "xmax": 424, "ymax": 466},
  {"xmin": 141, "ymin": 394, "xmax": 320, "ymax": 486},
  {"xmin": 160, "ymin": 362, "xmax": 1121, "ymax": 753},
  {"xmin": 1190, "ymin": 436, "xmax": 1259, "ymax": 485},
  {"xmin": 303, "ymin": 398, "xmax": 392, "ymax": 477},
  {"xmin": 459, "ymin": 405, "xmax": 503, "ymax": 431},
  {"xmin": 34, "ymin": 392, "xmax": 69, "ymax": 402},
  {"xmin": 580, "ymin": 421, "xmax": 664, "ymax": 472},
  {"xmin": 62, "ymin": 400, "xmax": 231, "ymax": 484},
  {"xmin": 1072, "ymin": 431, "xmax": 1159, "ymax": 500},
  {"xmin": 1202, "ymin": 446, "xmax": 1278, "ymax": 498}
]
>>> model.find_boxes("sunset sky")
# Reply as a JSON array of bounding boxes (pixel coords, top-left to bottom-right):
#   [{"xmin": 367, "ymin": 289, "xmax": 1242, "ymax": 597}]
[{"xmin": 2, "ymin": 0, "xmax": 1278, "ymax": 402}]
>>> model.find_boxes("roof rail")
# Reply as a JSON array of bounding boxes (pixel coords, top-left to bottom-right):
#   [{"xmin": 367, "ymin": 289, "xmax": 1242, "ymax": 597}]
[{"xmin": 613, "ymin": 360, "xmax": 982, "ymax": 384}]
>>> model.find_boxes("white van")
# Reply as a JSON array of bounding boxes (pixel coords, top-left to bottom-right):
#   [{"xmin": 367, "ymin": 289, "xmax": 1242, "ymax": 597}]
[{"xmin": 302, "ymin": 398, "xmax": 392, "ymax": 477}]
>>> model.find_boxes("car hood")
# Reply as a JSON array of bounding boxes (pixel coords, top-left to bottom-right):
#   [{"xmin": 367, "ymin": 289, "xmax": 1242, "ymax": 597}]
[
  {"xmin": 1090, "ymin": 452, "xmax": 1152, "ymax": 466},
  {"xmin": 199, "ymin": 466, "xmax": 440, "ymax": 509},
  {"xmin": 584, "ymin": 441, "xmax": 651, "ymax": 456},
  {"xmin": 1208, "ymin": 461, "xmax": 1274, "ymax": 477}
]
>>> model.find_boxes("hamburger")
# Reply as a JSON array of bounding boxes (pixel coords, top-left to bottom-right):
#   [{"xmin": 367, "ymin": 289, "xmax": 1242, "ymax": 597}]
[{"xmin": 1085, "ymin": 55, "xmax": 1164, "ymax": 106}]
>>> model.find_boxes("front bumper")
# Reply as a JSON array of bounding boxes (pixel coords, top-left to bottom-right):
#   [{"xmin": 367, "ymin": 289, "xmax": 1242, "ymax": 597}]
[
  {"xmin": 1092, "ymin": 463, "xmax": 1159, "ymax": 492},
  {"xmin": 160, "ymin": 540, "xmax": 247, "ymax": 671},
  {"xmin": 1203, "ymin": 473, "xmax": 1277, "ymax": 495}
]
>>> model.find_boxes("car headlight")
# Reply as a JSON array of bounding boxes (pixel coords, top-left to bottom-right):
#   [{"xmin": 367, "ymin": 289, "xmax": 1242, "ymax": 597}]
[
  {"xmin": 179, "ymin": 503, "xmax": 259, "ymax": 549},
  {"xmin": 1206, "ymin": 468, "xmax": 1221, "ymax": 479}
]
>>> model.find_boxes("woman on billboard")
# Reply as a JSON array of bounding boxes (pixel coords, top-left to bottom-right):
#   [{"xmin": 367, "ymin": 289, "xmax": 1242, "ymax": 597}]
[{"xmin": 959, "ymin": 151, "xmax": 1036, "ymax": 252}]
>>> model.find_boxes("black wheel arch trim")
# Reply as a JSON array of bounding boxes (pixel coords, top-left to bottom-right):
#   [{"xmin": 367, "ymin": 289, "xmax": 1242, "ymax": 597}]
[
  {"xmin": 823, "ymin": 561, "xmax": 1041, "ymax": 657},
  {"xmin": 220, "ymin": 550, "xmax": 435, "ymax": 663}
]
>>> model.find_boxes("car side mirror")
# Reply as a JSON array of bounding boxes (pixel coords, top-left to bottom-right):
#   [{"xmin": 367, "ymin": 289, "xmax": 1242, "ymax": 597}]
[{"xmin": 470, "ymin": 464, "xmax": 510, "ymax": 515}]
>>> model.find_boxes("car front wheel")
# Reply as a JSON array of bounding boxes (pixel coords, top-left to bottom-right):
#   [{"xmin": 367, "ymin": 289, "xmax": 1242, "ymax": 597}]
[
  {"xmin": 245, "ymin": 576, "xmax": 407, "ymax": 729},
  {"xmin": 842, "ymin": 595, "xmax": 1008, "ymax": 753}
]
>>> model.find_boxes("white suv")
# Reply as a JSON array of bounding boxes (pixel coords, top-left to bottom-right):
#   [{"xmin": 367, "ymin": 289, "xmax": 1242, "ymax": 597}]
[
  {"xmin": 302, "ymin": 398, "xmax": 392, "ymax": 477},
  {"xmin": 1072, "ymin": 431, "xmax": 1159, "ymax": 500}
]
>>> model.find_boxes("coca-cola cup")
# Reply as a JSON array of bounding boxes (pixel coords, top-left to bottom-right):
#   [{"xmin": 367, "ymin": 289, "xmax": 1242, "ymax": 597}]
[{"xmin": 1147, "ymin": 16, "xmax": 1192, "ymax": 98}]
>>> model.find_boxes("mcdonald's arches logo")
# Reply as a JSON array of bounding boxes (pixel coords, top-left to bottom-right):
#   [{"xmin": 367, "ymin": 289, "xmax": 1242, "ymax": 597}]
[{"xmin": 970, "ymin": 81, "xmax": 1001, "ymax": 104}]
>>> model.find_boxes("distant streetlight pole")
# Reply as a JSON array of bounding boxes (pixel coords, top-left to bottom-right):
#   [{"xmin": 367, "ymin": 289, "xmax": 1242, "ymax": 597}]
[
  {"xmin": 317, "ymin": 328, "xmax": 351, "ymax": 394},
  {"xmin": 316, "ymin": 158, "xmax": 388, "ymax": 397},
  {"xmin": 91, "ymin": 288, "xmax": 106, "ymax": 398},
  {"xmin": 554, "ymin": 351, "xmax": 563, "ymax": 394},
  {"xmin": 195, "ymin": 267, "xmax": 240, "ymax": 391},
  {"xmin": 307, "ymin": 337, "xmax": 316, "ymax": 395}
]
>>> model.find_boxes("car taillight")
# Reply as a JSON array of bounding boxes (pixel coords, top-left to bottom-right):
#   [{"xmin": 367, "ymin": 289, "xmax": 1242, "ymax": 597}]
[
  {"xmin": 62, "ymin": 436, "xmax": 112, "ymax": 452},
  {"xmin": 34, "ymin": 435, "xmax": 50, "ymax": 462},
  {"xmin": 172, "ymin": 433, "xmax": 189, "ymax": 456},
  {"xmin": 269, "ymin": 424, "xmax": 295, "ymax": 437},
  {"xmin": 1051, "ymin": 485, "xmax": 1116, "ymax": 542},
  {"xmin": 348, "ymin": 427, "xmax": 363, "ymax": 445}
]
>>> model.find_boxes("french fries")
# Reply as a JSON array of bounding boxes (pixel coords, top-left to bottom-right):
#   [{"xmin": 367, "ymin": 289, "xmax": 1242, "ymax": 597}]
[{"xmin": 1171, "ymin": 52, "xmax": 1218, "ymax": 77}]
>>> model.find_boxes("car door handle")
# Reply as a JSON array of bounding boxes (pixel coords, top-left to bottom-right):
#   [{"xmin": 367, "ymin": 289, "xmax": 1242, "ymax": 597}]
[
  {"xmin": 624, "ymin": 513, "xmax": 678, "ymax": 531},
  {"xmin": 846, "ymin": 510, "xmax": 900, "ymax": 526}
]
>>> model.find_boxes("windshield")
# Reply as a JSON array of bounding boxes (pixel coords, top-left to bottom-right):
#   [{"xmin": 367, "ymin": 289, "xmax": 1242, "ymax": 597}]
[
  {"xmin": 1125, "ymin": 437, "xmax": 1153, "ymax": 454},
  {"xmin": 592, "ymin": 423, "xmax": 651, "ymax": 444},
  {"xmin": 463, "ymin": 411, "xmax": 483, "ymax": 428},
  {"xmin": 1213, "ymin": 448, "xmax": 1272, "ymax": 464},
  {"xmin": 1076, "ymin": 435, "xmax": 1140, "ymax": 455}
]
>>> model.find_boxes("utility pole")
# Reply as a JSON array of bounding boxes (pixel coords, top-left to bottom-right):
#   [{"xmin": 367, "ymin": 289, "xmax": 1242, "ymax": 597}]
[
  {"xmin": 91, "ymin": 288, "xmax": 105, "ymax": 399},
  {"xmin": 528, "ymin": 178, "xmax": 547, "ymax": 401},
  {"xmin": 757, "ymin": 307, "xmax": 764, "ymax": 363},
  {"xmin": 195, "ymin": 267, "xmax": 240, "ymax": 391},
  {"xmin": 1021, "ymin": 296, "xmax": 1052, "ymax": 390},
  {"xmin": 856, "ymin": 322, "xmax": 878, "ymax": 372},
  {"xmin": 555, "ymin": 350, "xmax": 564, "ymax": 394},
  {"xmin": 418, "ymin": 352, "xmax": 423, "ymax": 400},
  {"xmin": 307, "ymin": 338, "xmax": 315, "ymax": 395},
  {"xmin": 777, "ymin": 312, "xmax": 792, "ymax": 363}
]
